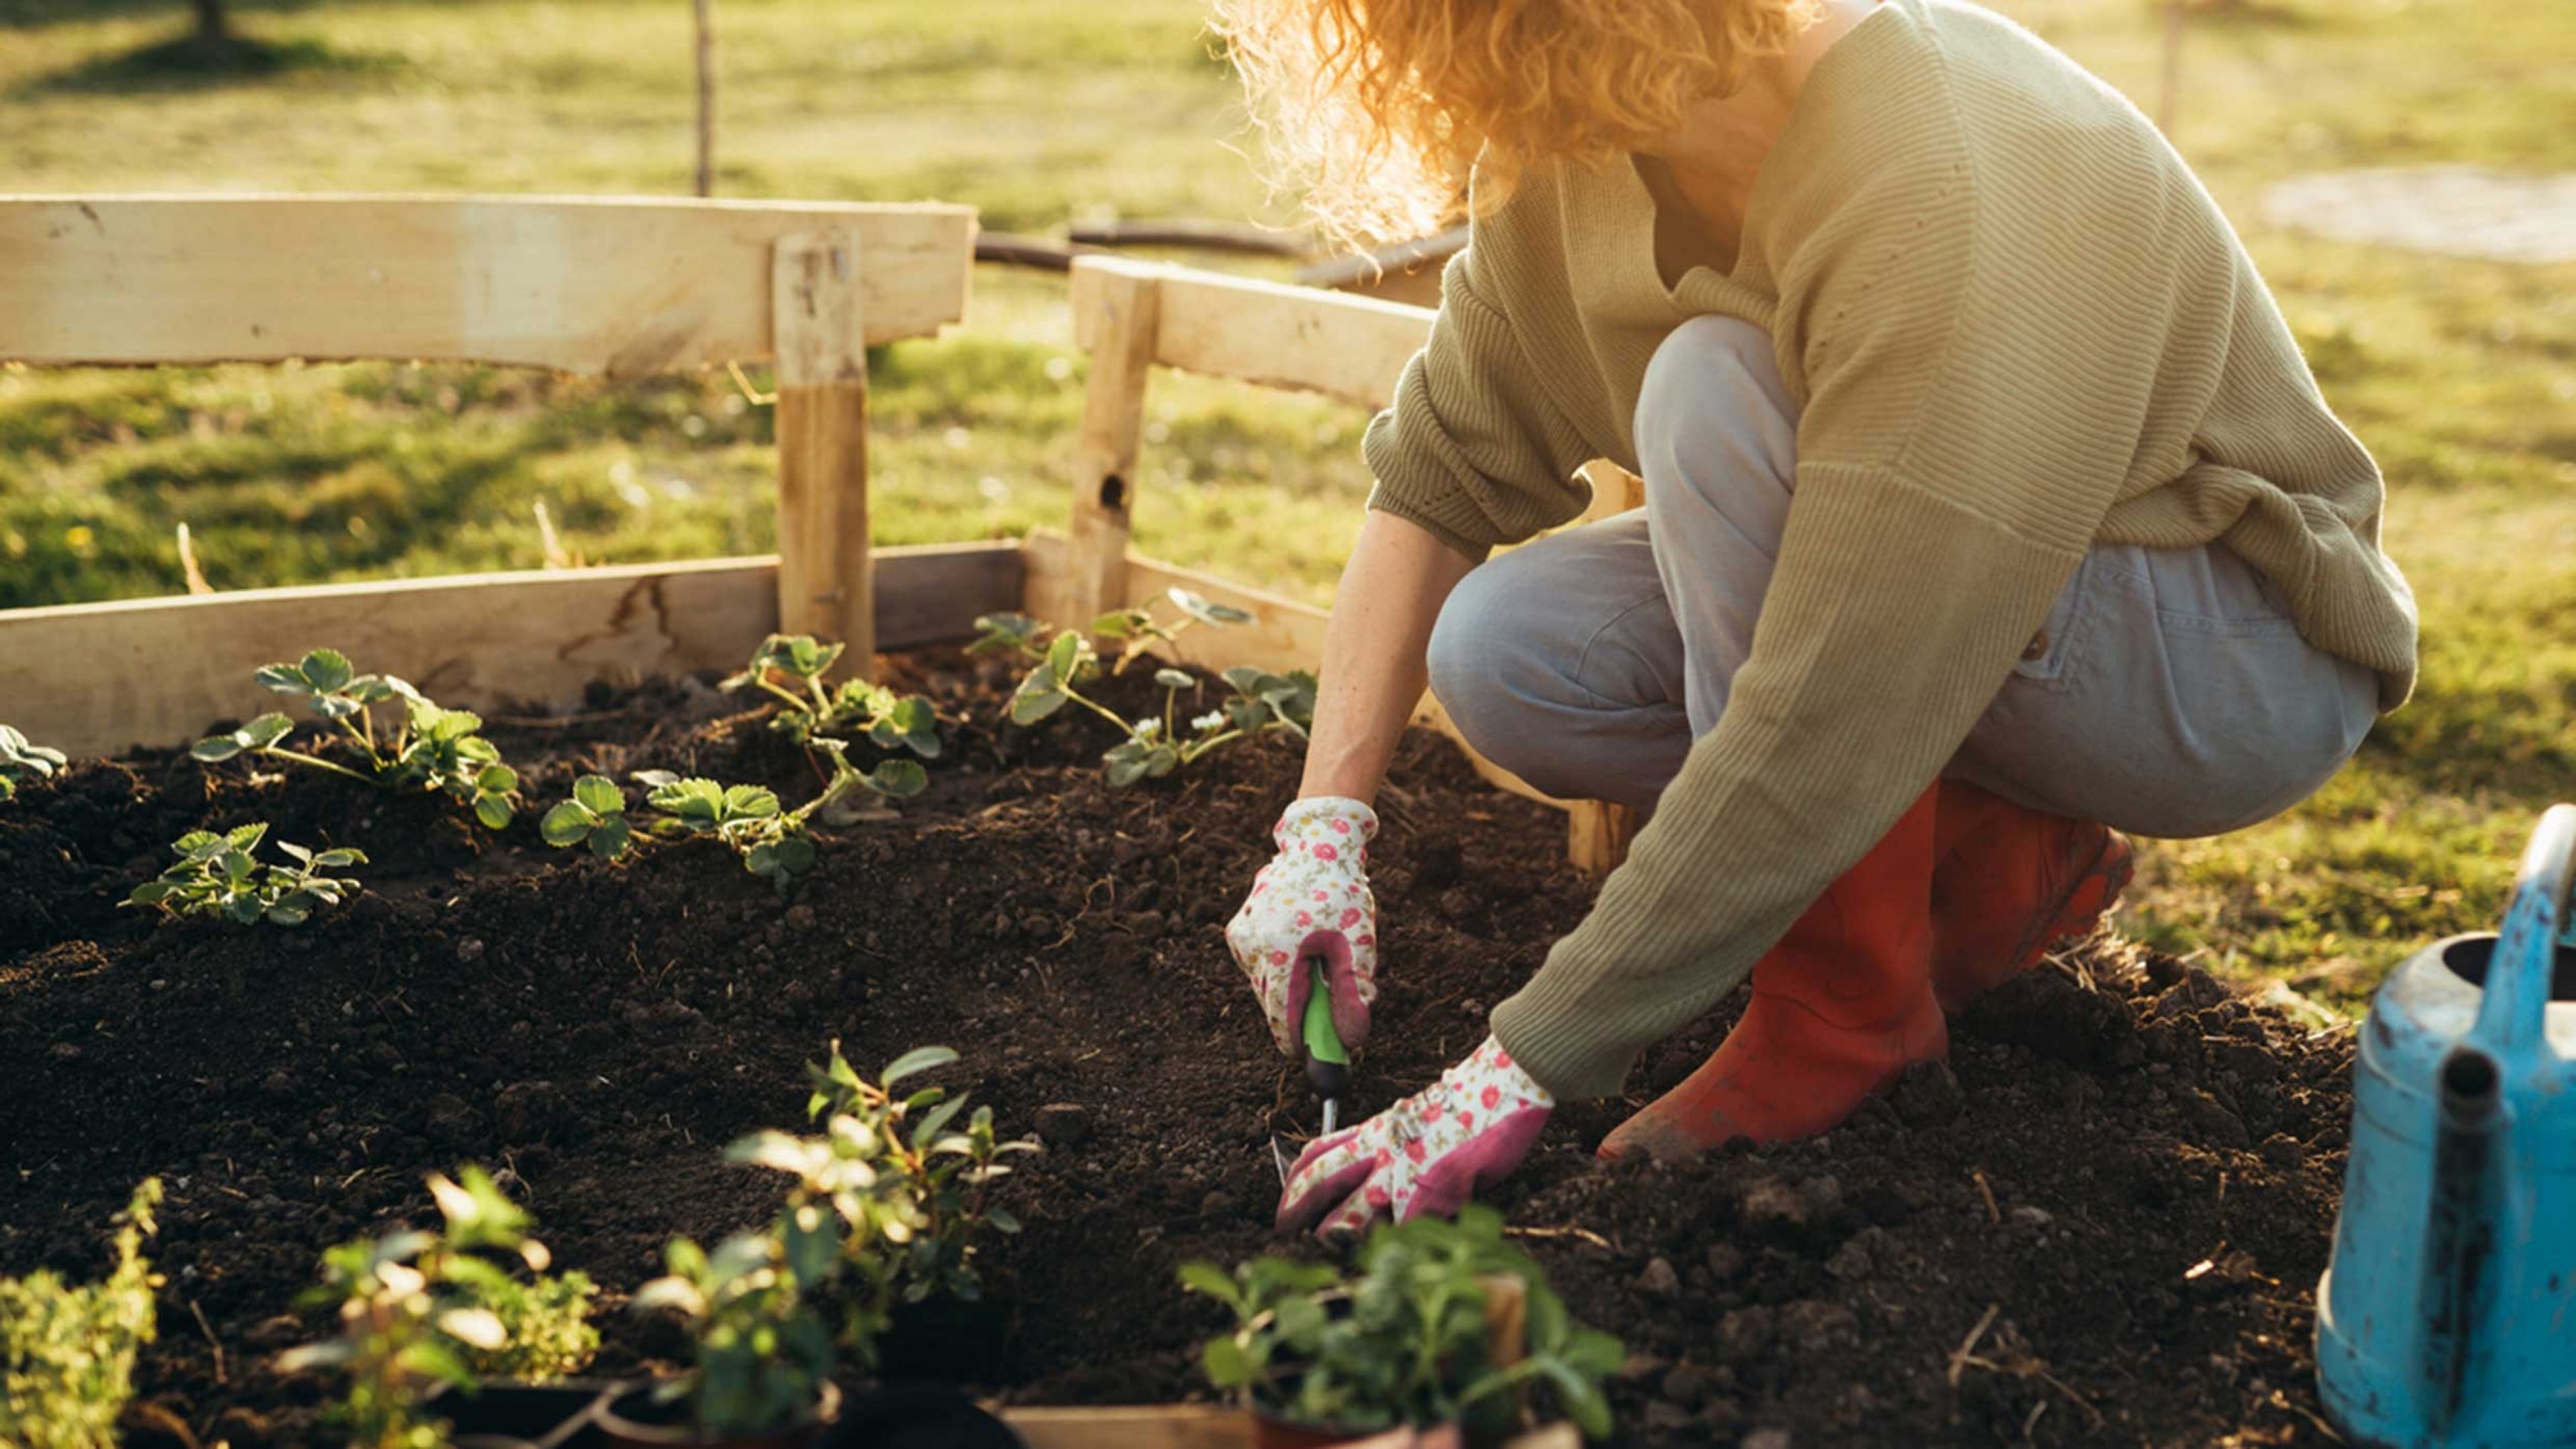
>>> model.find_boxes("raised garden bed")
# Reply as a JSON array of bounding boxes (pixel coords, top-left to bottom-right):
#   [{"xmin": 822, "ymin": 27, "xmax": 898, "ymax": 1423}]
[{"xmin": 2, "ymin": 648, "xmax": 2351, "ymax": 1447}]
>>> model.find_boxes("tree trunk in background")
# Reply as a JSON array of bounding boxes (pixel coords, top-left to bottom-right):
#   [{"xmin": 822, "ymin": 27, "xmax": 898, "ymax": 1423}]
[
  {"xmin": 693, "ymin": 0, "xmax": 716, "ymax": 197},
  {"xmin": 191, "ymin": 0, "xmax": 230, "ymax": 42}
]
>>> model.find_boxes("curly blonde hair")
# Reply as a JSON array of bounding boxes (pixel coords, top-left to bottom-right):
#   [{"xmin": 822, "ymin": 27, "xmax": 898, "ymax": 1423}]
[{"xmin": 1215, "ymin": 0, "xmax": 1817, "ymax": 246}]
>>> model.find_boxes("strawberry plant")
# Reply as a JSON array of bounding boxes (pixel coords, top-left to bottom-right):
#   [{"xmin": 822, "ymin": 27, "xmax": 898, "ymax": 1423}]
[
  {"xmin": 631, "ymin": 1227, "xmax": 837, "ymax": 1439},
  {"xmin": 0, "ymin": 724, "xmax": 67, "ymax": 804},
  {"xmin": 280, "ymin": 1167, "xmax": 590, "ymax": 1449},
  {"xmin": 1179, "ymin": 1206, "xmax": 1622, "ymax": 1442},
  {"xmin": 721, "ymin": 633, "xmax": 941, "ymax": 757},
  {"xmin": 973, "ymin": 590, "xmax": 1314, "ymax": 787},
  {"xmin": 192, "ymin": 649, "xmax": 519, "ymax": 828},
  {"xmin": 545, "ymin": 745, "xmax": 924, "ymax": 893},
  {"xmin": 0, "ymin": 1180, "xmax": 161, "ymax": 1449},
  {"xmin": 125, "ymin": 824, "xmax": 366, "ymax": 927}
]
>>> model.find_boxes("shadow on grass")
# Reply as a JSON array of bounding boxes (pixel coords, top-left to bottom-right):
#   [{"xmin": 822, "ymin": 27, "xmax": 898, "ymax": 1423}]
[{"xmin": 17, "ymin": 28, "xmax": 404, "ymax": 95}]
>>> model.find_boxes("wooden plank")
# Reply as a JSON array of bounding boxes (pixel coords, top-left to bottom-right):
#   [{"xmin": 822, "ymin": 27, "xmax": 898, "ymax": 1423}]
[
  {"xmin": 0, "ymin": 195, "xmax": 973, "ymax": 374},
  {"xmin": 772, "ymin": 229, "xmax": 875, "ymax": 669},
  {"xmin": 1064, "ymin": 260, "xmax": 1163, "ymax": 625},
  {"xmin": 1071, "ymin": 258, "xmax": 1432, "ymax": 413},
  {"xmin": 0, "ymin": 541, "xmax": 1021, "ymax": 759},
  {"xmin": 1021, "ymin": 531, "xmax": 1566, "ymax": 812},
  {"xmin": 1000, "ymin": 1405, "xmax": 1246, "ymax": 1449},
  {"xmin": 1566, "ymin": 462, "xmax": 1647, "ymax": 873}
]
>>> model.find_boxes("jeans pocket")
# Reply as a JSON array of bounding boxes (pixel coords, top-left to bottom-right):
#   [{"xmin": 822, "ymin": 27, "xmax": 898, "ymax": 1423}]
[{"xmin": 2010, "ymin": 554, "xmax": 2098, "ymax": 690}]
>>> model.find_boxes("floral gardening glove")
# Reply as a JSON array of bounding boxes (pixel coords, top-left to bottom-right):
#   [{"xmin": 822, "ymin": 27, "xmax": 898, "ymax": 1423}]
[
  {"xmin": 1226, "ymin": 796, "xmax": 1379, "ymax": 1057},
  {"xmin": 1275, "ymin": 1036, "xmax": 1554, "ymax": 1237}
]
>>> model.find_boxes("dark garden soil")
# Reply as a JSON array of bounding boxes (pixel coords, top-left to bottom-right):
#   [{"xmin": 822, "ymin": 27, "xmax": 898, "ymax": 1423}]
[{"xmin": 0, "ymin": 650, "xmax": 2352, "ymax": 1448}]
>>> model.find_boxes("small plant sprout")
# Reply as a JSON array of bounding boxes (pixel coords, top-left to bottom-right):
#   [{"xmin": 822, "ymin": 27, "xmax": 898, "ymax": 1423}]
[
  {"xmin": 0, "ymin": 724, "xmax": 68, "ymax": 804},
  {"xmin": 281, "ymin": 1167, "xmax": 583, "ymax": 1449},
  {"xmin": 725, "ymin": 1043, "xmax": 1038, "ymax": 1365},
  {"xmin": 721, "ymin": 633, "xmax": 943, "ymax": 757},
  {"xmin": 539, "ymin": 774, "xmax": 631, "ymax": 859},
  {"xmin": 192, "ymin": 649, "xmax": 521, "ymax": 828},
  {"xmin": 982, "ymin": 590, "xmax": 1310, "ymax": 787},
  {"xmin": 631, "ymin": 1232, "xmax": 837, "ymax": 1439},
  {"xmin": 615, "ymin": 745, "xmax": 926, "ymax": 893},
  {"xmin": 0, "ymin": 1179, "xmax": 162, "ymax": 1449},
  {"xmin": 125, "ymin": 824, "xmax": 366, "ymax": 927},
  {"xmin": 1179, "ymin": 1206, "xmax": 1623, "ymax": 1442},
  {"xmin": 464, "ymin": 1269, "xmax": 600, "ymax": 1385}
]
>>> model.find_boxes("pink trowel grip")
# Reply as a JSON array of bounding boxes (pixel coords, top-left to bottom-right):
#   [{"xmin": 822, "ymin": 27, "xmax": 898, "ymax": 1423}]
[{"xmin": 1283, "ymin": 930, "xmax": 1371, "ymax": 1053}]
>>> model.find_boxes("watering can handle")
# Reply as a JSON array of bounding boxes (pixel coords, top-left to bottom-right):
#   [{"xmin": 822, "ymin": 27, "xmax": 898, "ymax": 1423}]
[{"xmin": 2471, "ymin": 802, "xmax": 2576, "ymax": 1059}]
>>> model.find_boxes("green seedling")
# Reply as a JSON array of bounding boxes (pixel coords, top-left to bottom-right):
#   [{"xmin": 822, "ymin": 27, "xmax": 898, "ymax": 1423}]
[
  {"xmin": 979, "ymin": 589, "xmax": 1305, "ymax": 788},
  {"xmin": 631, "ymin": 1230, "xmax": 837, "ymax": 1440},
  {"xmin": 1179, "ymin": 1206, "xmax": 1622, "ymax": 1442},
  {"xmin": 465, "ymin": 1270, "xmax": 600, "ymax": 1385},
  {"xmin": 721, "ymin": 633, "xmax": 943, "ymax": 757},
  {"xmin": 538, "ymin": 775, "xmax": 632, "ymax": 859},
  {"xmin": 613, "ymin": 744, "xmax": 925, "ymax": 893},
  {"xmin": 0, "ymin": 724, "xmax": 68, "ymax": 804},
  {"xmin": 0, "ymin": 1180, "xmax": 161, "ymax": 1449},
  {"xmin": 281, "ymin": 1167, "xmax": 585, "ymax": 1449},
  {"xmin": 125, "ymin": 823, "xmax": 366, "ymax": 927},
  {"xmin": 192, "ymin": 649, "xmax": 519, "ymax": 828}
]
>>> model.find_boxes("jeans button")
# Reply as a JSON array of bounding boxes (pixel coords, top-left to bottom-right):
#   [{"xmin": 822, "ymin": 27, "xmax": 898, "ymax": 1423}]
[{"xmin": 2021, "ymin": 629, "xmax": 2049, "ymax": 662}]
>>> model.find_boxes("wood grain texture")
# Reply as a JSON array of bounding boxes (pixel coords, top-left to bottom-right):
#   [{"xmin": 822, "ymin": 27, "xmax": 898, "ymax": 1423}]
[
  {"xmin": 1, "ymin": 542, "xmax": 1020, "ymax": 759},
  {"xmin": 1566, "ymin": 461, "xmax": 1648, "ymax": 873},
  {"xmin": 771, "ymin": 229, "xmax": 874, "ymax": 669},
  {"xmin": 1063, "ymin": 260, "xmax": 1163, "ymax": 626},
  {"xmin": 0, "ymin": 195, "xmax": 972, "ymax": 374},
  {"xmin": 1071, "ymin": 258, "xmax": 1432, "ymax": 412}
]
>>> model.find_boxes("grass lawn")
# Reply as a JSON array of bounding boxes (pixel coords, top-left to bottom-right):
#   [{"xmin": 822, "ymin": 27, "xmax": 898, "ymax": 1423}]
[{"xmin": 2, "ymin": 0, "xmax": 2570, "ymax": 1007}]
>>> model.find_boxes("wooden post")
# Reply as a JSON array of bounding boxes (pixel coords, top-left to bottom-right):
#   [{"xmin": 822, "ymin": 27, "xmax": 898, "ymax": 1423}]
[
  {"xmin": 1065, "ymin": 258, "xmax": 1164, "ymax": 626},
  {"xmin": 1568, "ymin": 462, "xmax": 1646, "ymax": 874},
  {"xmin": 772, "ymin": 229, "xmax": 874, "ymax": 674}
]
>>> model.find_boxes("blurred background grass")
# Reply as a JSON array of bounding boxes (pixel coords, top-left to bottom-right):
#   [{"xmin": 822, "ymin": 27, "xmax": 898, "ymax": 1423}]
[{"xmin": 1, "ymin": 0, "xmax": 2571, "ymax": 1006}]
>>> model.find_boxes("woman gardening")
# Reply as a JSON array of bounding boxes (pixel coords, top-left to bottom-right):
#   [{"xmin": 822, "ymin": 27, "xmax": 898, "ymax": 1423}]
[{"xmin": 1219, "ymin": 0, "xmax": 2417, "ymax": 1235}]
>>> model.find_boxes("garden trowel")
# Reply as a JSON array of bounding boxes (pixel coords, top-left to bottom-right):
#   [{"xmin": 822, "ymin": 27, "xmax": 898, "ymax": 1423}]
[{"xmin": 1271, "ymin": 957, "xmax": 1350, "ymax": 1184}]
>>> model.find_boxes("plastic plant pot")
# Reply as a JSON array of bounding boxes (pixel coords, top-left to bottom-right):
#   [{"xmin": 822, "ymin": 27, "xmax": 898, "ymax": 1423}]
[
  {"xmin": 425, "ymin": 1380, "xmax": 619, "ymax": 1449},
  {"xmin": 876, "ymin": 1297, "xmax": 1015, "ymax": 1385},
  {"xmin": 596, "ymin": 1379, "xmax": 843, "ymax": 1449}
]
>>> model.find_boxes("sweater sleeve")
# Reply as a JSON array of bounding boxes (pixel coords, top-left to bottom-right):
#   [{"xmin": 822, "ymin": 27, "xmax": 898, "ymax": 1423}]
[
  {"xmin": 1489, "ymin": 117, "xmax": 2194, "ymax": 1099},
  {"xmin": 1360, "ymin": 226, "xmax": 1601, "ymax": 560}
]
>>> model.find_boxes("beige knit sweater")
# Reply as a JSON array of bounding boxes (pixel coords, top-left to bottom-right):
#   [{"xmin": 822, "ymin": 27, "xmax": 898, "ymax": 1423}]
[{"xmin": 1360, "ymin": 0, "xmax": 2417, "ymax": 1099}]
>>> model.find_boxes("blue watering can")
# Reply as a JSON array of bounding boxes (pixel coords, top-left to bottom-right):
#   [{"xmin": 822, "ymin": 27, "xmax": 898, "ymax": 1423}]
[{"xmin": 2317, "ymin": 803, "xmax": 2576, "ymax": 1446}]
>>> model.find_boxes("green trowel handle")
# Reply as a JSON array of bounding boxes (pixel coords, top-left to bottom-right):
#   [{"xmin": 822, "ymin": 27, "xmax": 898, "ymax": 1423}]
[{"xmin": 1300, "ymin": 962, "xmax": 1349, "ymax": 1098}]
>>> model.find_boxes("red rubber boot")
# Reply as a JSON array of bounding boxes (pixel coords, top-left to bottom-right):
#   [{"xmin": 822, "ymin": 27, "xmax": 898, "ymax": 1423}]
[
  {"xmin": 1598, "ymin": 787, "xmax": 1947, "ymax": 1163},
  {"xmin": 1929, "ymin": 780, "xmax": 2133, "ymax": 1013}
]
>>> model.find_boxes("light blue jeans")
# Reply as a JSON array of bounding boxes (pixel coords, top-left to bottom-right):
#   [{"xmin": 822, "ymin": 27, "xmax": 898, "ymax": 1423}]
[{"xmin": 1426, "ymin": 317, "xmax": 2380, "ymax": 839}]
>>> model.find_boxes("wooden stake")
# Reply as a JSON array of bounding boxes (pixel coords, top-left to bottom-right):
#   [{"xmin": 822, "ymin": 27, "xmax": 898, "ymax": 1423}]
[
  {"xmin": 772, "ymin": 229, "xmax": 874, "ymax": 674},
  {"xmin": 1065, "ymin": 259, "xmax": 1163, "ymax": 626},
  {"xmin": 1566, "ymin": 462, "xmax": 1646, "ymax": 873}
]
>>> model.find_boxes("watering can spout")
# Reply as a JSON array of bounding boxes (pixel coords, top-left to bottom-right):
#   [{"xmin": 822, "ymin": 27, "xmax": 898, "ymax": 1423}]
[{"xmin": 2416, "ymin": 1044, "xmax": 2502, "ymax": 1430}]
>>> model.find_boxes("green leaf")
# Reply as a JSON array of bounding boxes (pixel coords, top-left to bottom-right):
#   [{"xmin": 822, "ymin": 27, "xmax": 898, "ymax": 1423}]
[
  {"xmin": 314, "ymin": 848, "xmax": 365, "ymax": 868},
  {"xmin": 1201, "ymin": 1336, "xmax": 1254, "ymax": 1389},
  {"xmin": 590, "ymin": 814, "xmax": 632, "ymax": 859},
  {"xmin": 880, "ymin": 1045, "xmax": 958, "ymax": 1089},
  {"xmin": 573, "ymin": 774, "xmax": 624, "ymax": 816},
  {"xmin": 773, "ymin": 835, "xmax": 816, "ymax": 875},
  {"xmin": 191, "ymin": 735, "xmax": 242, "ymax": 762},
  {"xmin": 242, "ymin": 713, "xmax": 294, "ymax": 747},
  {"xmin": 298, "ymin": 649, "xmax": 354, "ymax": 692},
  {"xmin": 868, "ymin": 759, "xmax": 928, "ymax": 799},
  {"xmin": 1105, "ymin": 750, "xmax": 1151, "ymax": 788},
  {"xmin": 1010, "ymin": 680, "xmax": 1067, "ymax": 725},
  {"xmin": 474, "ymin": 792, "xmax": 515, "ymax": 830},
  {"xmin": 725, "ymin": 785, "xmax": 782, "ymax": 818},
  {"xmin": 541, "ymin": 800, "xmax": 598, "ymax": 847},
  {"xmin": 1167, "ymin": 586, "xmax": 1254, "ymax": 626},
  {"xmin": 1045, "ymin": 629, "xmax": 1082, "ymax": 684},
  {"xmin": 1153, "ymin": 667, "xmax": 1195, "ymax": 691},
  {"xmin": 478, "ymin": 763, "xmax": 519, "ymax": 796},
  {"xmin": 1175, "ymin": 1261, "xmax": 1242, "ymax": 1307},
  {"xmin": 986, "ymin": 1207, "xmax": 1021, "ymax": 1234}
]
